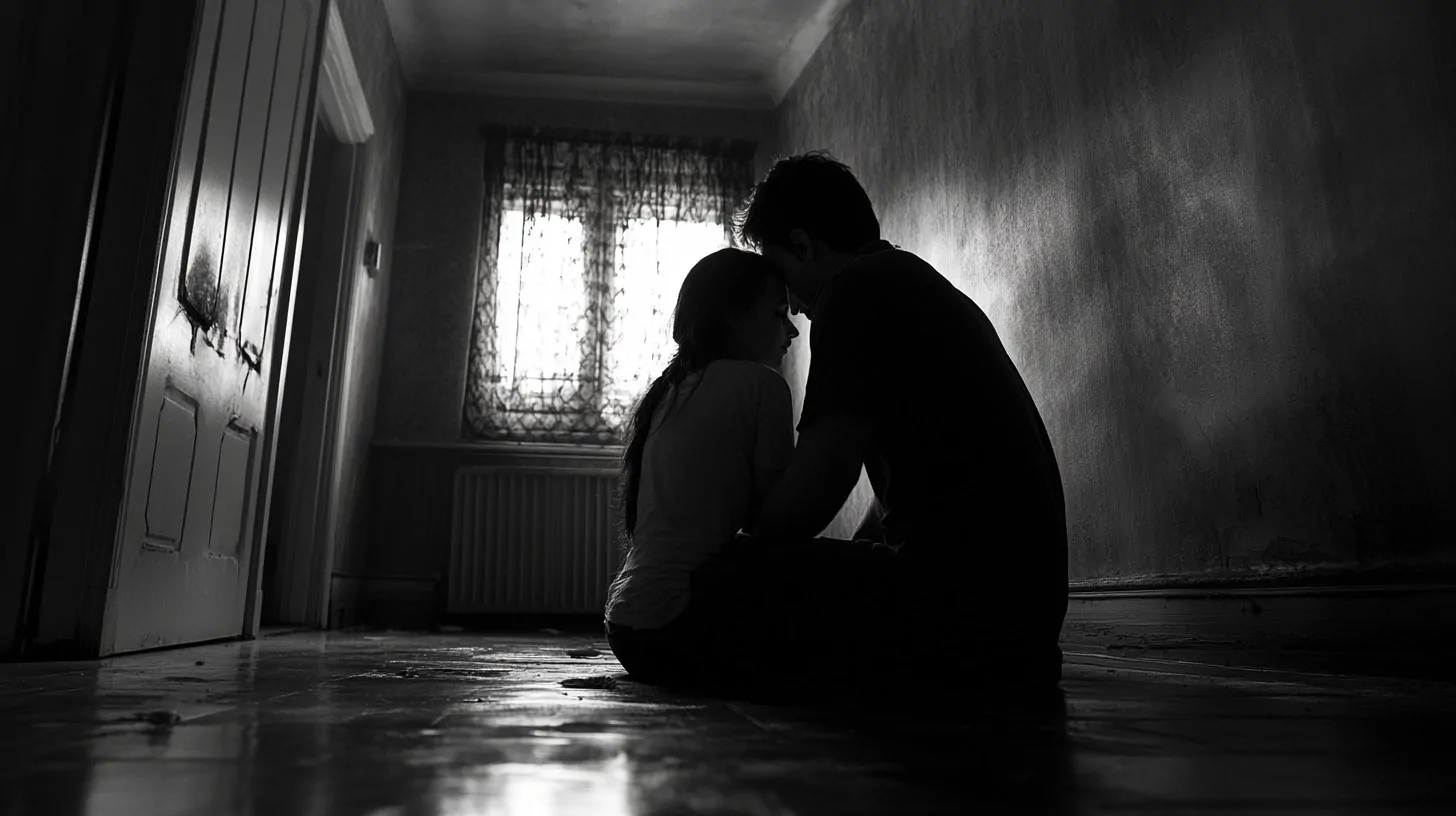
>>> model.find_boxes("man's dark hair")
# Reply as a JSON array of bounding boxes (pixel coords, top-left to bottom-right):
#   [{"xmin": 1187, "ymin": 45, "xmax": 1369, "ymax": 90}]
[{"xmin": 735, "ymin": 150, "xmax": 880, "ymax": 253}]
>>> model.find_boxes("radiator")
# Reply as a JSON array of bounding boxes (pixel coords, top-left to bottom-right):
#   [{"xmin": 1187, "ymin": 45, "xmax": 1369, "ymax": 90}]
[{"xmin": 449, "ymin": 466, "xmax": 621, "ymax": 614}]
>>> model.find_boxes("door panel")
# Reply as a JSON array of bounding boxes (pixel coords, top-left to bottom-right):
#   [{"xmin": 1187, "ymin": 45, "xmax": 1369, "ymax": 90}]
[
  {"xmin": 143, "ymin": 388, "xmax": 200, "ymax": 552},
  {"xmin": 107, "ymin": 0, "xmax": 321, "ymax": 654},
  {"xmin": 181, "ymin": 0, "xmax": 251, "ymax": 329},
  {"xmin": 239, "ymin": 3, "xmax": 312, "ymax": 367},
  {"xmin": 209, "ymin": 422, "xmax": 255, "ymax": 557},
  {"xmin": 215, "ymin": 0, "xmax": 282, "ymax": 346}
]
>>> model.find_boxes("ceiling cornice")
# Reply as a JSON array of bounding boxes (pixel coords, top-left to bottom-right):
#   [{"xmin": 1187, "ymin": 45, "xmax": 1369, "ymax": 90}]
[
  {"xmin": 768, "ymin": 0, "xmax": 855, "ymax": 105},
  {"xmin": 384, "ymin": 0, "xmax": 853, "ymax": 112},
  {"xmin": 413, "ymin": 70, "xmax": 776, "ymax": 110}
]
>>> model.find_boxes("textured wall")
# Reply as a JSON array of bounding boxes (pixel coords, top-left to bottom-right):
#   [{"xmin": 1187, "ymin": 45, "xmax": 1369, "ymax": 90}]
[
  {"xmin": 375, "ymin": 92, "xmax": 771, "ymax": 443},
  {"xmin": 773, "ymin": 0, "xmax": 1455, "ymax": 583},
  {"xmin": 324, "ymin": 0, "xmax": 408, "ymax": 578}
]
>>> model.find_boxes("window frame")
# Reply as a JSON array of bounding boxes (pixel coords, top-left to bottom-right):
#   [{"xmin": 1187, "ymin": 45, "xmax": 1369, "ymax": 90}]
[{"xmin": 480, "ymin": 167, "xmax": 735, "ymax": 444}]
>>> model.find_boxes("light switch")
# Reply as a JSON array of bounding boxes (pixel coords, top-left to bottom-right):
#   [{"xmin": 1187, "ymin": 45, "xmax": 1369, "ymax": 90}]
[{"xmin": 362, "ymin": 238, "xmax": 380, "ymax": 276}]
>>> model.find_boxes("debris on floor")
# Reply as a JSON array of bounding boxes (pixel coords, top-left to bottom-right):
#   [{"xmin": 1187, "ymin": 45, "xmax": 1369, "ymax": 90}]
[
  {"xmin": 5, "ymin": 631, "xmax": 1452, "ymax": 815},
  {"xmin": 566, "ymin": 647, "xmax": 603, "ymax": 658},
  {"xmin": 560, "ymin": 675, "xmax": 618, "ymax": 690}
]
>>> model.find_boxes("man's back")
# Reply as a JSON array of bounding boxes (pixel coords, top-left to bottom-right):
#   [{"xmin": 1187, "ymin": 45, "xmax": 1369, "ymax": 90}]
[{"xmin": 798, "ymin": 242, "xmax": 1068, "ymax": 646}]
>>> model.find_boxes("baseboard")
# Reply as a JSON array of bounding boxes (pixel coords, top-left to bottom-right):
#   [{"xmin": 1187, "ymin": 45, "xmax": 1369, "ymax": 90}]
[
  {"xmin": 1070, "ymin": 582, "xmax": 1456, "ymax": 600},
  {"xmin": 1062, "ymin": 650, "xmax": 1453, "ymax": 692},
  {"xmin": 1061, "ymin": 582, "xmax": 1455, "ymax": 683},
  {"xmin": 1069, "ymin": 560, "xmax": 1456, "ymax": 593}
]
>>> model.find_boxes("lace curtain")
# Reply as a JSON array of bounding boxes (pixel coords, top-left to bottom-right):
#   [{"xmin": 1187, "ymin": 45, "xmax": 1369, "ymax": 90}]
[{"xmin": 464, "ymin": 125, "xmax": 757, "ymax": 444}]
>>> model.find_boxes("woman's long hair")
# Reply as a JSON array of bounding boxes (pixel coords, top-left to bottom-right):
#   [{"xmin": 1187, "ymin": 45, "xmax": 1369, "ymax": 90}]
[{"xmin": 618, "ymin": 248, "xmax": 783, "ymax": 546}]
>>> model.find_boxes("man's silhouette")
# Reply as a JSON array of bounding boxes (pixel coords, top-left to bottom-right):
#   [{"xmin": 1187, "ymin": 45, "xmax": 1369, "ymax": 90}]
[{"xmin": 738, "ymin": 151, "xmax": 1068, "ymax": 687}]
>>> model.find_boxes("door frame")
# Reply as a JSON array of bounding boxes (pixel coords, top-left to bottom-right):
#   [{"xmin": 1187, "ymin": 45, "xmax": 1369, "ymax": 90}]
[
  {"xmin": 22, "ymin": 0, "xmax": 359, "ymax": 659},
  {"xmin": 243, "ymin": 1, "xmax": 375, "ymax": 636}
]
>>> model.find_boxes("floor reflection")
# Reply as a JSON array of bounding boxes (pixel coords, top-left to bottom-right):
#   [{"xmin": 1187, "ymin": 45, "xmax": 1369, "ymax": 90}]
[
  {"xmin": 1, "ymin": 632, "xmax": 1452, "ymax": 815},
  {"xmin": 434, "ymin": 753, "xmax": 633, "ymax": 816}
]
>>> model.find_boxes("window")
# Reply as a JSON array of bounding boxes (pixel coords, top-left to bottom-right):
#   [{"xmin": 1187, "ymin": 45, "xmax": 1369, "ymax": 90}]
[
  {"xmin": 602, "ymin": 216, "xmax": 729, "ymax": 427},
  {"xmin": 489, "ymin": 208, "xmax": 727, "ymax": 431},
  {"xmin": 464, "ymin": 127, "xmax": 755, "ymax": 445},
  {"xmin": 493, "ymin": 209, "xmax": 590, "ymax": 399}
]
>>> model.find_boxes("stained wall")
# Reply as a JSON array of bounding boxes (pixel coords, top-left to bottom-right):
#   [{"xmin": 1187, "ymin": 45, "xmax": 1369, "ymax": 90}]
[{"xmin": 771, "ymin": 0, "xmax": 1455, "ymax": 583}]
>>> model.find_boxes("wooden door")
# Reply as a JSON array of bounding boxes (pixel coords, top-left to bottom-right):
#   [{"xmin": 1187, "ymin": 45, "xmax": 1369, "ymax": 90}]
[{"xmin": 105, "ymin": 0, "xmax": 322, "ymax": 653}]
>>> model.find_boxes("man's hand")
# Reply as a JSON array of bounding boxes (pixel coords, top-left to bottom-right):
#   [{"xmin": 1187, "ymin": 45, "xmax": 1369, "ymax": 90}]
[{"xmin": 750, "ymin": 413, "xmax": 872, "ymax": 539}]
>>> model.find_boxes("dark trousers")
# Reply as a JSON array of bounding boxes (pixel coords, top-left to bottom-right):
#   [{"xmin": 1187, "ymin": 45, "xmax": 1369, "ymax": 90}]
[{"xmin": 607, "ymin": 534, "xmax": 1065, "ymax": 699}]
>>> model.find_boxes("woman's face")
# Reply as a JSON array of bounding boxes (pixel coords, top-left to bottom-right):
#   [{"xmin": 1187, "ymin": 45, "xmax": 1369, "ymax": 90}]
[{"xmin": 730, "ymin": 277, "xmax": 800, "ymax": 367}]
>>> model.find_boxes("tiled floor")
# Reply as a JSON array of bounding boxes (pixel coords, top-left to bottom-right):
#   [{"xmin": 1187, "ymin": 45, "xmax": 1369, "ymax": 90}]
[{"xmin": 1, "ymin": 632, "xmax": 1452, "ymax": 815}]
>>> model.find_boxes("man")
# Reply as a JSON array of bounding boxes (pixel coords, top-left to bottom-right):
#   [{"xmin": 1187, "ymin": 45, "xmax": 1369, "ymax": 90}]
[{"xmin": 738, "ymin": 151, "xmax": 1068, "ymax": 686}]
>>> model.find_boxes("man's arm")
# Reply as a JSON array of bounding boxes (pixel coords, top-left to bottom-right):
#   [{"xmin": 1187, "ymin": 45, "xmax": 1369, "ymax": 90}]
[
  {"xmin": 749, "ymin": 413, "xmax": 872, "ymax": 539},
  {"xmin": 748, "ymin": 372, "xmax": 796, "ymax": 518},
  {"xmin": 752, "ymin": 260, "xmax": 892, "ymax": 538}
]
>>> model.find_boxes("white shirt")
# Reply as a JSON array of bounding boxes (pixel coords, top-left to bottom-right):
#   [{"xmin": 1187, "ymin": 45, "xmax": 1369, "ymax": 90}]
[{"xmin": 604, "ymin": 359, "xmax": 794, "ymax": 630}]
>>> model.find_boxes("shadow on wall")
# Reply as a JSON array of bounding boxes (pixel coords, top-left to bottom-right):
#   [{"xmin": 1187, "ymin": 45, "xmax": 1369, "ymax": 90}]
[
  {"xmin": 320, "ymin": 0, "xmax": 408, "ymax": 585},
  {"xmin": 774, "ymin": 0, "xmax": 1455, "ymax": 583}
]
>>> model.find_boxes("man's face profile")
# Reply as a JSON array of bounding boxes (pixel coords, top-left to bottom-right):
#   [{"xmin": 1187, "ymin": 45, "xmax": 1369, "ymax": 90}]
[{"xmin": 761, "ymin": 244, "xmax": 814, "ymax": 319}]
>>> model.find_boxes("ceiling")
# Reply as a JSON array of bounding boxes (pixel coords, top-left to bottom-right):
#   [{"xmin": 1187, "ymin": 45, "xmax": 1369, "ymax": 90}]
[{"xmin": 380, "ymin": 0, "xmax": 853, "ymax": 109}]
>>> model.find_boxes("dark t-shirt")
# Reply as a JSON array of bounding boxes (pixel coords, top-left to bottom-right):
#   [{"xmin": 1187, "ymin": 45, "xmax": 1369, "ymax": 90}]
[{"xmin": 798, "ymin": 242, "xmax": 1068, "ymax": 635}]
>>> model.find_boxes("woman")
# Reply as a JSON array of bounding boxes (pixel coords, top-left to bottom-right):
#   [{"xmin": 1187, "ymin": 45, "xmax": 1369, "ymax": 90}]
[{"xmin": 604, "ymin": 247, "xmax": 800, "ymax": 690}]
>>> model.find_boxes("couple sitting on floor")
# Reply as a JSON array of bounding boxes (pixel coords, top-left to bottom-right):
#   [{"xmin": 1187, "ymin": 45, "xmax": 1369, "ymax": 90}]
[{"xmin": 604, "ymin": 151, "xmax": 1069, "ymax": 699}]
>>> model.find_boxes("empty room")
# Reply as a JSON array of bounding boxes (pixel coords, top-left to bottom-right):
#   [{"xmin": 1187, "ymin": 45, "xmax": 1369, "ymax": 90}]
[{"xmin": 4, "ymin": 0, "xmax": 1453, "ymax": 813}]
